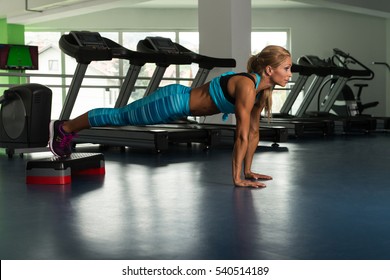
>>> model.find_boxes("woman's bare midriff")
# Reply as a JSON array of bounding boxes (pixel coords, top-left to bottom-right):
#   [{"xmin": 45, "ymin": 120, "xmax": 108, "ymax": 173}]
[{"xmin": 189, "ymin": 82, "xmax": 220, "ymax": 116}]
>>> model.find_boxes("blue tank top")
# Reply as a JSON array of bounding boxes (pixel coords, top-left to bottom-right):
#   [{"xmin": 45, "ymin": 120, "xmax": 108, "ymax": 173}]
[{"xmin": 208, "ymin": 71, "xmax": 261, "ymax": 121}]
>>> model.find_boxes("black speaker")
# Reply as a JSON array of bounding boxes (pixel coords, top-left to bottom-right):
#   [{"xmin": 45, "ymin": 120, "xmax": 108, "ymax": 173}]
[{"xmin": 0, "ymin": 83, "xmax": 52, "ymax": 151}]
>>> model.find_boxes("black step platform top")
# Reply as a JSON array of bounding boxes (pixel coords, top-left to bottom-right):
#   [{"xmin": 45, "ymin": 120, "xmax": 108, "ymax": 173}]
[{"xmin": 26, "ymin": 153, "xmax": 105, "ymax": 171}]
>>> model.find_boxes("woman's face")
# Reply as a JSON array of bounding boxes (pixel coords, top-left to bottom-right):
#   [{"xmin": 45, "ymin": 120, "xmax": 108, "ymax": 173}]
[{"xmin": 269, "ymin": 57, "xmax": 292, "ymax": 87}]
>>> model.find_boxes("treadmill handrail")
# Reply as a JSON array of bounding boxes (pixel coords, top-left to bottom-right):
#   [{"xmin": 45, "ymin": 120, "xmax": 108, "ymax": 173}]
[
  {"xmin": 296, "ymin": 54, "xmax": 371, "ymax": 79},
  {"xmin": 175, "ymin": 44, "xmax": 236, "ymax": 70},
  {"xmin": 332, "ymin": 48, "xmax": 375, "ymax": 81},
  {"xmin": 292, "ymin": 63, "xmax": 332, "ymax": 76},
  {"xmin": 330, "ymin": 67, "xmax": 372, "ymax": 78},
  {"xmin": 297, "ymin": 55, "xmax": 334, "ymax": 76},
  {"xmin": 137, "ymin": 37, "xmax": 236, "ymax": 69}
]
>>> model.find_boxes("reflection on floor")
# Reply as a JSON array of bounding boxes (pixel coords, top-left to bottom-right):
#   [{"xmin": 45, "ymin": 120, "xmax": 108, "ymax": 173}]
[{"xmin": 1, "ymin": 134, "xmax": 390, "ymax": 260}]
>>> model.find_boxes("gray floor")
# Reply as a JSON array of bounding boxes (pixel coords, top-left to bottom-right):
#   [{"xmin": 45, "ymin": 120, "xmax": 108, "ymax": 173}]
[{"xmin": 1, "ymin": 133, "xmax": 390, "ymax": 260}]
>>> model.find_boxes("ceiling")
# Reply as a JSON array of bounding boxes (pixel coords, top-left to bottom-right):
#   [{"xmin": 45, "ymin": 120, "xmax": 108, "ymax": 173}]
[
  {"xmin": 0, "ymin": 0, "xmax": 389, "ymax": 25},
  {"xmin": 0, "ymin": 0, "xmax": 312, "ymax": 24}
]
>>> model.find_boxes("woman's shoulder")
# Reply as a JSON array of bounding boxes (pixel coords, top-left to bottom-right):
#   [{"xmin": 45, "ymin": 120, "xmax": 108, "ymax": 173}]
[
  {"xmin": 220, "ymin": 71, "xmax": 237, "ymax": 77},
  {"xmin": 234, "ymin": 73, "xmax": 257, "ymax": 88}
]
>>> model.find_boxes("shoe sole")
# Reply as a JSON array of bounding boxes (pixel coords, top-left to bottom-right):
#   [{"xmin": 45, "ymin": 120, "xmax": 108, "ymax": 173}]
[{"xmin": 48, "ymin": 120, "xmax": 61, "ymax": 157}]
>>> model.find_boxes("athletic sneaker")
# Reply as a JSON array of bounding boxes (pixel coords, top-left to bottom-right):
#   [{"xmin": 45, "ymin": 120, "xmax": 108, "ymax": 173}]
[{"xmin": 48, "ymin": 120, "xmax": 75, "ymax": 157}]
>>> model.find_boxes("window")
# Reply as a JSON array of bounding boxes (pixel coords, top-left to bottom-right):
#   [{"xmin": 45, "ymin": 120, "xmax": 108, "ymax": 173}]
[
  {"xmin": 178, "ymin": 32, "xmax": 199, "ymax": 86},
  {"xmin": 251, "ymin": 31, "xmax": 289, "ymax": 53},
  {"xmin": 25, "ymin": 32, "xmax": 63, "ymax": 119},
  {"xmin": 48, "ymin": 60, "xmax": 59, "ymax": 71}
]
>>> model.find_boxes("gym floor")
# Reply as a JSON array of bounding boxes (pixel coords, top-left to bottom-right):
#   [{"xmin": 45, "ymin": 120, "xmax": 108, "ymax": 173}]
[{"xmin": 1, "ymin": 133, "xmax": 390, "ymax": 260}]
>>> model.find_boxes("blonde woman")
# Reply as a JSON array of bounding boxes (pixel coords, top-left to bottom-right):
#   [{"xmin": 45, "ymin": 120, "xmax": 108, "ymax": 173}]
[{"xmin": 49, "ymin": 45, "xmax": 292, "ymax": 188}]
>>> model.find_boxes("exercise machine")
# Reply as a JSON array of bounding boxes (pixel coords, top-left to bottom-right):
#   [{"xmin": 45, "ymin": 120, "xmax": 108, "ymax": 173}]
[
  {"xmin": 58, "ymin": 31, "xmax": 234, "ymax": 151},
  {"xmin": 59, "ymin": 31, "xmax": 174, "ymax": 151},
  {"xmin": 293, "ymin": 49, "xmax": 378, "ymax": 133},
  {"xmin": 315, "ymin": 49, "xmax": 375, "ymax": 114},
  {"xmin": 0, "ymin": 84, "xmax": 52, "ymax": 158}
]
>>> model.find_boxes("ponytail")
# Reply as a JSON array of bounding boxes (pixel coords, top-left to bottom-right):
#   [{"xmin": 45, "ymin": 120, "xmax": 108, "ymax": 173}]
[{"xmin": 262, "ymin": 88, "xmax": 273, "ymax": 120}]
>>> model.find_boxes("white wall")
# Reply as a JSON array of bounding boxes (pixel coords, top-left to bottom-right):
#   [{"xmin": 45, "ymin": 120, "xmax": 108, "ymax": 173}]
[{"xmin": 27, "ymin": 7, "xmax": 390, "ymax": 116}]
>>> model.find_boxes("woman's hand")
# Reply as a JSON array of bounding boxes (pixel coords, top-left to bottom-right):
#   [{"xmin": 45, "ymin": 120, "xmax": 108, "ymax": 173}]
[
  {"xmin": 234, "ymin": 172, "xmax": 272, "ymax": 188},
  {"xmin": 245, "ymin": 171, "xmax": 273, "ymax": 181},
  {"xmin": 234, "ymin": 178, "xmax": 267, "ymax": 188}
]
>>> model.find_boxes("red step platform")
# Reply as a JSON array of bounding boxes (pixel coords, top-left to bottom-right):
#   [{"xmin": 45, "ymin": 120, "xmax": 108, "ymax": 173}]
[{"xmin": 26, "ymin": 153, "xmax": 105, "ymax": 184}]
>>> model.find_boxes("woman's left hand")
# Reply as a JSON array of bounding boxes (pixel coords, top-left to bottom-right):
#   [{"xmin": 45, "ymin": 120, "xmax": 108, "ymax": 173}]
[{"xmin": 245, "ymin": 171, "xmax": 273, "ymax": 181}]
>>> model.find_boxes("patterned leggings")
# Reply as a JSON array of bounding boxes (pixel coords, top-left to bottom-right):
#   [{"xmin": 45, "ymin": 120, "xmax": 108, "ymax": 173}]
[{"xmin": 88, "ymin": 84, "xmax": 191, "ymax": 127}]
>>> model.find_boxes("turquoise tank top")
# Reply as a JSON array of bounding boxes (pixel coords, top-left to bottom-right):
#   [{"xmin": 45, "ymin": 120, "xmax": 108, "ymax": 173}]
[{"xmin": 208, "ymin": 71, "xmax": 261, "ymax": 121}]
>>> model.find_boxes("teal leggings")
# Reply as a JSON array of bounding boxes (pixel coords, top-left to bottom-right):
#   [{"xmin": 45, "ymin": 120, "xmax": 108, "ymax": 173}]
[{"xmin": 88, "ymin": 84, "xmax": 191, "ymax": 127}]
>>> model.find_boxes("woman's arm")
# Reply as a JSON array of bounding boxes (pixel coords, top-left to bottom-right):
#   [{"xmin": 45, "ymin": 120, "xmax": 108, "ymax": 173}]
[
  {"xmin": 243, "ymin": 100, "xmax": 273, "ymax": 182},
  {"xmin": 244, "ymin": 100, "xmax": 261, "ymax": 176},
  {"xmin": 232, "ymin": 85, "xmax": 266, "ymax": 188}
]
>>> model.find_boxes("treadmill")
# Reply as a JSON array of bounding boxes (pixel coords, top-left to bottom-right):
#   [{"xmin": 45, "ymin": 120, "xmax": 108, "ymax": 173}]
[
  {"xmin": 60, "ymin": 31, "xmax": 221, "ymax": 152},
  {"xmin": 61, "ymin": 31, "xmax": 263, "ymax": 152},
  {"xmin": 295, "ymin": 49, "xmax": 378, "ymax": 134},
  {"xmin": 263, "ymin": 60, "xmax": 335, "ymax": 137},
  {"xmin": 136, "ymin": 36, "xmax": 289, "ymax": 146}
]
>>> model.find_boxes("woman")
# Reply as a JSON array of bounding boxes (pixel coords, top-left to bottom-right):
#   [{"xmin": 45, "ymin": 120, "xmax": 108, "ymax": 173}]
[{"xmin": 49, "ymin": 45, "xmax": 292, "ymax": 188}]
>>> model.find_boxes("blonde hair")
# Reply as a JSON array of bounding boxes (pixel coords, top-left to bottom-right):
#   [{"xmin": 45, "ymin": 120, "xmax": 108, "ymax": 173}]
[{"xmin": 247, "ymin": 45, "xmax": 291, "ymax": 119}]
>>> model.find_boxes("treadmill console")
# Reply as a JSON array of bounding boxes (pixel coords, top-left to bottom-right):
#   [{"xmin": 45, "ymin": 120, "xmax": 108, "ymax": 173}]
[
  {"xmin": 298, "ymin": 55, "xmax": 330, "ymax": 67},
  {"xmin": 144, "ymin": 37, "xmax": 180, "ymax": 54},
  {"xmin": 70, "ymin": 31, "xmax": 108, "ymax": 49}
]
